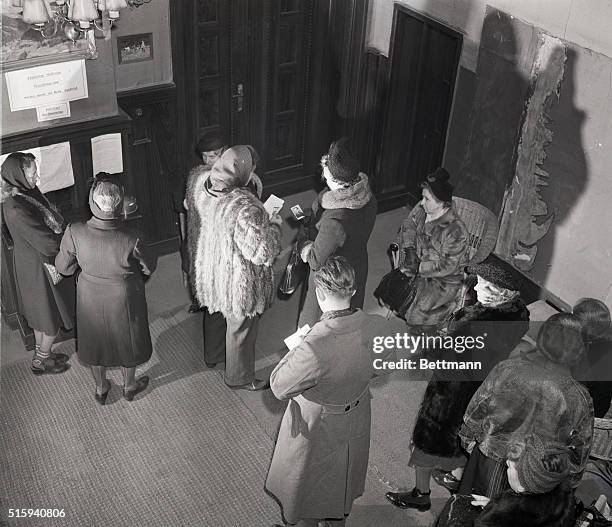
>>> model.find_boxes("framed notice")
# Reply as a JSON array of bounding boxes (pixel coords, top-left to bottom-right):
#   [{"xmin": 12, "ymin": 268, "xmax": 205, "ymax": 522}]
[{"xmin": 4, "ymin": 60, "xmax": 88, "ymax": 112}]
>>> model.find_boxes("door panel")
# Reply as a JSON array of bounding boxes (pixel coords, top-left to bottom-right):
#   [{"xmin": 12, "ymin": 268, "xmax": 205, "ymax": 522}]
[{"xmin": 378, "ymin": 7, "xmax": 461, "ymax": 206}]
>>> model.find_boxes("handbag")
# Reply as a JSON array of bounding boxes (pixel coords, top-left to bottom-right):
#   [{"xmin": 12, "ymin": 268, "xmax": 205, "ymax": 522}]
[
  {"xmin": 279, "ymin": 240, "xmax": 307, "ymax": 295},
  {"xmin": 373, "ymin": 267, "xmax": 418, "ymax": 318}
]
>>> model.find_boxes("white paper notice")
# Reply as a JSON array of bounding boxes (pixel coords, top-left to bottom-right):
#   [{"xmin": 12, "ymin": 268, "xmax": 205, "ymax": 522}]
[
  {"xmin": 284, "ymin": 324, "xmax": 311, "ymax": 350},
  {"xmin": 0, "ymin": 142, "xmax": 74, "ymax": 193},
  {"xmin": 36, "ymin": 102, "xmax": 71, "ymax": 122},
  {"xmin": 91, "ymin": 133, "xmax": 123, "ymax": 175},
  {"xmin": 5, "ymin": 60, "xmax": 88, "ymax": 112},
  {"xmin": 264, "ymin": 194, "xmax": 284, "ymax": 216}
]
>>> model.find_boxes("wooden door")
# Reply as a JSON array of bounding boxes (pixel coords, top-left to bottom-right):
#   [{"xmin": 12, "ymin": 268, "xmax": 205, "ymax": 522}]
[
  {"xmin": 377, "ymin": 6, "xmax": 462, "ymax": 208},
  {"xmin": 191, "ymin": 0, "xmax": 315, "ymax": 195}
]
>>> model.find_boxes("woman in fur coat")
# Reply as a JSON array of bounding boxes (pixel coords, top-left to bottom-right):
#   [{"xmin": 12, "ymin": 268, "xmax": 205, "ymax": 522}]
[
  {"xmin": 1, "ymin": 153, "xmax": 73, "ymax": 375},
  {"xmin": 386, "ymin": 260, "xmax": 529, "ymax": 512},
  {"xmin": 435, "ymin": 435, "xmax": 577, "ymax": 527},
  {"xmin": 298, "ymin": 138, "xmax": 377, "ymax": 327},
  {"xmin": 192, "ymin": 145, "xmax": 282, "ymax": 391}
]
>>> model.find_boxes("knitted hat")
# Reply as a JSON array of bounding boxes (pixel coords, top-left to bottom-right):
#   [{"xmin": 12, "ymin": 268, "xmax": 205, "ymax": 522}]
[
  {"xmin": 209, "ymin": 145, "xmax": 256, "ymax": 191},
  {"xmin": 326, "ymin": 137, "xmax": 359, "ymax": 184},
  {"xmin": 537, "ymin": 313, "xmax": 585, "ymax": 366},
  {"xmin": 467, "ymin": 260, "xmax": 519, "ymax": 292},
  {"xmin": 512, "ymin": 435, "xmax": 569, "ymax": 494},
  {"xmin": 421, "ymin": 167, "xmax": 453, "ymax": 202},
  {"xmin": 195, "ymin": 130, "xmax": 227, "ymax": 155}
]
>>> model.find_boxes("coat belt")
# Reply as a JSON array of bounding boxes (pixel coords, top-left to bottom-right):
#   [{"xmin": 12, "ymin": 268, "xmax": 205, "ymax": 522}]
[{"xmin": 303, "ymin": 385, "xmax": 370, "ymax": 415}]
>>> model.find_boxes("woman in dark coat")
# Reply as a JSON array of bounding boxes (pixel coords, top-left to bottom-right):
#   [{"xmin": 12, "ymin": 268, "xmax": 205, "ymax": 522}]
[
  {"xmin": 55, "ymin": 174, "xmax": 156, "ymax": 404},
  {"xmin": 298, "ymin": 137, "xmax": 377, "ymax": 327},
  {"xmin": 386, "ymin": 260, "xmax": 529, "ymax": 511},
  {"xmin": 1, "ymin": 153, "xmax": 73, "ymax": 375}
]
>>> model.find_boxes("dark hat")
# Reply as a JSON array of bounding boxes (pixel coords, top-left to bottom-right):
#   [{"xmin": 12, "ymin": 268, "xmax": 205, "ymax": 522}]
[
  {"xmin": 421, "ymin": 167, "xmax": 453, "ymax": 202},
  {"xmin": 196, "ymin": 130, "xmax": 227, "ymax": 155},
  {"xmin": 513, "ymin": 435, "xmax": 569, "ymax": 494},
  {"xmin": 537, "ymin": 313, "xmax": 585, "ymax": 366},
  {"xmin": 467, "ymin": 260, "xmax": 519, "ymax": 292},
  {"xmin": 326, "ymin": 137, "xmax": 359, "ymax": 184}
]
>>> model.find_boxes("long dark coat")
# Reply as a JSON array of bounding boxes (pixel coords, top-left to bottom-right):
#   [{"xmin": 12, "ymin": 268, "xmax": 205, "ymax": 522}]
[
  {"xmin": 412, "ymin": 297, "xmax": 529, "ymax": 458},
  {"xmin": 55, "ymin": 218, "xmax": 157, "ymax": 367},
  {"xmin": 2, "ymin": 195, "xmax": 74, "ymax": 335},
  {"xmin": 266, "ymin": 309, "xmax": 404, "ymax": 523},
  {"xmin": 299, "ymin": 174, "xmax": 377, "ymax": 327}
]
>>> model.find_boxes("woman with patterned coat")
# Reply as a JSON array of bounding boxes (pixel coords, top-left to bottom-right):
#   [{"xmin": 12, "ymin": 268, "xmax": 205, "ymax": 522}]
[
  {"xmin": 1, "ymin": 153, "xmax": 73, "ymax": 375},
  {"xmin": 192, "ymin": 145, "xmax": 282, "ymax": 391},
  {"xmin": 394, "ymin": 168, "xmax": 468, "ymax": 330}
]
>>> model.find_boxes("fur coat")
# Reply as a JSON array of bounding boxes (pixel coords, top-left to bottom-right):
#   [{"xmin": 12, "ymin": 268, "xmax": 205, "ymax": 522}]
[
  {"xmin": 192, "ymin": 184, "xmax": 282, "ymax": 319},
  {"xmin": 412, "ymin": 297, "xmax": 529, "ymax": 458},
  {"xmin": 435, "ymin": 483, "xmax": 576, "ymax": 527}
]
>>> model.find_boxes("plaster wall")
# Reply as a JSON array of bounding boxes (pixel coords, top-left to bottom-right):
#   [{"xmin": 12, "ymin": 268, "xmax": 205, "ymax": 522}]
[{"xmin": 366, "ymin": 0, "xmax": 612, "ymax": 71}]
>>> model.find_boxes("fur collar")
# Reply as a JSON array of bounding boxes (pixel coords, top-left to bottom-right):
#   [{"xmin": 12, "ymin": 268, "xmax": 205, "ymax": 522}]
[
  {"xmin": 321, "ymin": 173, "xmax": 372, "ymax": 210},
  {"xmin": 0, "ymin": 183, "xmax": 19, "ymax": 203}
]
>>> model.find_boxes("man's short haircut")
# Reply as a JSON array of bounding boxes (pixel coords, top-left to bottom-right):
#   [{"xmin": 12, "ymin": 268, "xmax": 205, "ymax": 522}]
[
  {"xmin": 313, "ymin": 255, "xmax": 355, "ymax": 298},
  {"xmin": 573, "ymin": 297, "xmax": 611, "ymax": 342},
  {"xmin": 537, "ymin": 313, "xmax": 585, "ymax": 366}
]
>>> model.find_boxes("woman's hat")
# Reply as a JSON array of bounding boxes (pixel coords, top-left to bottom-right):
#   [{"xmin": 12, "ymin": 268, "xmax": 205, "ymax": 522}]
[
  {"xmin": 195, "ymin": 130, "xmax": 227, "ymax": 155},
  {"xmin": 89, "ymin": 172, "xmax": 125, "ymax": 220},
  {"xmin": 512, "ymin": 435, "xmax": 569, "ymax": 494},
  {"xmin": 209, "ymin": 145, "xmax": 256, "ymax": 190},
  {"xmin": 537, "ymin": 313, "xmax": 585, "ymax": 366},
  {"xmin": 326, "ymin": 137, "xmax": 359, "ymax": 184},
  {"xmin": 421, "ymin": 167, "xmax": 453, "ymax": 202},
  {"xmin": 467, "ymin": 260, "xmax": 519, "ymax": 292}
]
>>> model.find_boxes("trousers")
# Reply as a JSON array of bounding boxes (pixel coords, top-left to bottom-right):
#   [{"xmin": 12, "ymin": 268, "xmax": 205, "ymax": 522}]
[{"xmin": 203, "ymin": 308, "xmax": 260, "ymax": 386}]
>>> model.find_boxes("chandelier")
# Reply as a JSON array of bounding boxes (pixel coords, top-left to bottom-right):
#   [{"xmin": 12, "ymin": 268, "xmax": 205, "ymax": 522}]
[{"xmin": 13, "ymin": 0, "xmax": 152, "ymax": 41}]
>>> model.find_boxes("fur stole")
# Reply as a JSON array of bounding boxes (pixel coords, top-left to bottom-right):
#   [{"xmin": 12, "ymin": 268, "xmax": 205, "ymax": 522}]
[
  {"xmin": 192, "ymin": 187, "xmax": 282, "ymax": 318},
  {"xmin": 2, "ymin": 185, "xmax": 64, "ymax": 234},
  {"xmin": 448, "ymin": 297, "xmax": 529, "ymax": 335},
  {"xmin": 320, "ymin": 173, "xmax": 372, "ymax": 210}
]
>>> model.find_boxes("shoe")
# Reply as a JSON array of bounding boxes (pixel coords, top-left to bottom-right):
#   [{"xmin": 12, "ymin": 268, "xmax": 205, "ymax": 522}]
[
  {"xmin": 50, "ymin": 351, "xmax": 70, "ymax": 364},
  {"xmin": 31, "ymin": 356, "xmax": 70, "ymax": 375},
  {"xmin": 227, "ymin": 379, "xmax": 269, "ymax": 391},
  {"xmin": 205, "ymin": 361, "xmax": 217, "ymax": 368},
  {"xmin": 95, "ymin": 380, "xmax": 111, "ymax": 406},
  {"xmin": 123, "ymin": 376, "xmax": 149, "ymax": 401},
  {"xmin": 432, "ymin": 468, "xmax": 460, "ymax": 493},
  {"xmin": 385, "ymin": 488, "xmax": 431, "ymax": 511}
]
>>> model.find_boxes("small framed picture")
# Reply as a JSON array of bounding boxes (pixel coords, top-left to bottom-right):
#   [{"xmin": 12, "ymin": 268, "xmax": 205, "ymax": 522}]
[{"xmin": 117, "ymin": 33, "xmax": 154, "ymax": 65}]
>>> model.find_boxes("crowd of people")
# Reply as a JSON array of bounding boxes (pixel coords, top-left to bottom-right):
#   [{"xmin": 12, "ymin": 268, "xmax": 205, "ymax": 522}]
[{"xmin": 1, "ymin": 135, "xmax": 611, "ymax": 526}]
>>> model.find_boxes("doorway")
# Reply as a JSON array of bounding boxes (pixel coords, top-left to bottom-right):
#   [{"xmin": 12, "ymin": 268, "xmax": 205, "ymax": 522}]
[
  {"xmin": 186, "ymin": 0, "xmax": 316, "ymax": 194},
  {"xmin": 376, "ymin": 6, "xmax": 462, "ymax": 208}
]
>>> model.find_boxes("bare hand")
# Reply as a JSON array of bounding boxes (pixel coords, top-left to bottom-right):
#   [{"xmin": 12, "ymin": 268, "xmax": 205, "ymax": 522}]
[
  {"xmin": 270, "ymin": 213, "xmax": 283, "ymax": 226},
  {"xmin": 300, "ymin": 242, "xmax": 313, "ymax": 262},
  {"xmin": 470, "ymin": 495, "xmax": 490, "ymax": 508}
]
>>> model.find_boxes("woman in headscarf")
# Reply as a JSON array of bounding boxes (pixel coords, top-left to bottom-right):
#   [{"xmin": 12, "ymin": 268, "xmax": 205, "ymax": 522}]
[
  {"xmin": 1, "ymin": 152, "xmax": 73, "ymax": 375},
  {"xmin": 298, "ymin": 137, "xmax": 377, "ymax": 327},
  {"xmin": 55, "ymin": 174, "xmax": 156, "ymax": 404},
  {"xmin": 393, "ymin": 167, "xmax": 468, "ymax": 331},
  {"xmin": 386, "ymin": 260, "xmax": 529, "ymax": 512},
  {"xmin": 192, "ymin": 145, "xmax": 282, "ymax": 391}
]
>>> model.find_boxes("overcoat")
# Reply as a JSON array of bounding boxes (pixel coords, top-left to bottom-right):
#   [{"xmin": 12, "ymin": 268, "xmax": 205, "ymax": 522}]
[
  {"xmin": 299, "ymin": 173, "xmax": 377, "ymax": 326},
  {"xmin": 412, "ymin": 297, "xmax": 530, "ymax": 459},
  {"xmin": 55, "ymin": 218, "xmax": 157, "ymax": 367},
  {"xmin": 265, "ymin": 309, "xmax": 403, "ymax": 523},
  {"xmin": 2, "ymin": 193, "xmax": 74, "ymax": 335},
  {"xmin": 396, "ymin": 205, "xmax": 468, "ymax": 327}
]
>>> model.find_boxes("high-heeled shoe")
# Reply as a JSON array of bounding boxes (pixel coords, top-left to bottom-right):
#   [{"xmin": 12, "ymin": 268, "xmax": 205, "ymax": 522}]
[
  {"xmin": 95, "ymin": 380, "xmax": 111, "ymax": 406},
  {"xmin": 123, "ymin": 376, "xmax": 149, "ymax": 401}
]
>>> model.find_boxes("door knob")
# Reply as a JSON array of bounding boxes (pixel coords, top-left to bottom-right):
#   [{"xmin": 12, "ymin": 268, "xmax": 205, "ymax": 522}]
[{"xmin": 232, "ymin": 83, "xmax": 244, "ymax": 112}]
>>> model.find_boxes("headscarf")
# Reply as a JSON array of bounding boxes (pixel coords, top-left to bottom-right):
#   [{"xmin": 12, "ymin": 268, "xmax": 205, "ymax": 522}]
[
  {"xmin": 206, "ymin": 145, "xmax": 256, "ymax": 194},
  {"xmin": 88, "ymin": 173, "xmax": 125, "ymax": 221},
  {"xmin": 1, "ymin": 152, "xmax": 64, "ymax": 234}
]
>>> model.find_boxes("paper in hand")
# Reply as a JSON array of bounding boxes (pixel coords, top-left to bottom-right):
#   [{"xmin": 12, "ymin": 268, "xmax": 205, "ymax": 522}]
[
  {"xmin": 264, "ymin": 194, "xmax": 284, "ymax": 217},
  {"xmin": 284, "ymin": 324, "xmax": 311, "ymax": 350}
]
